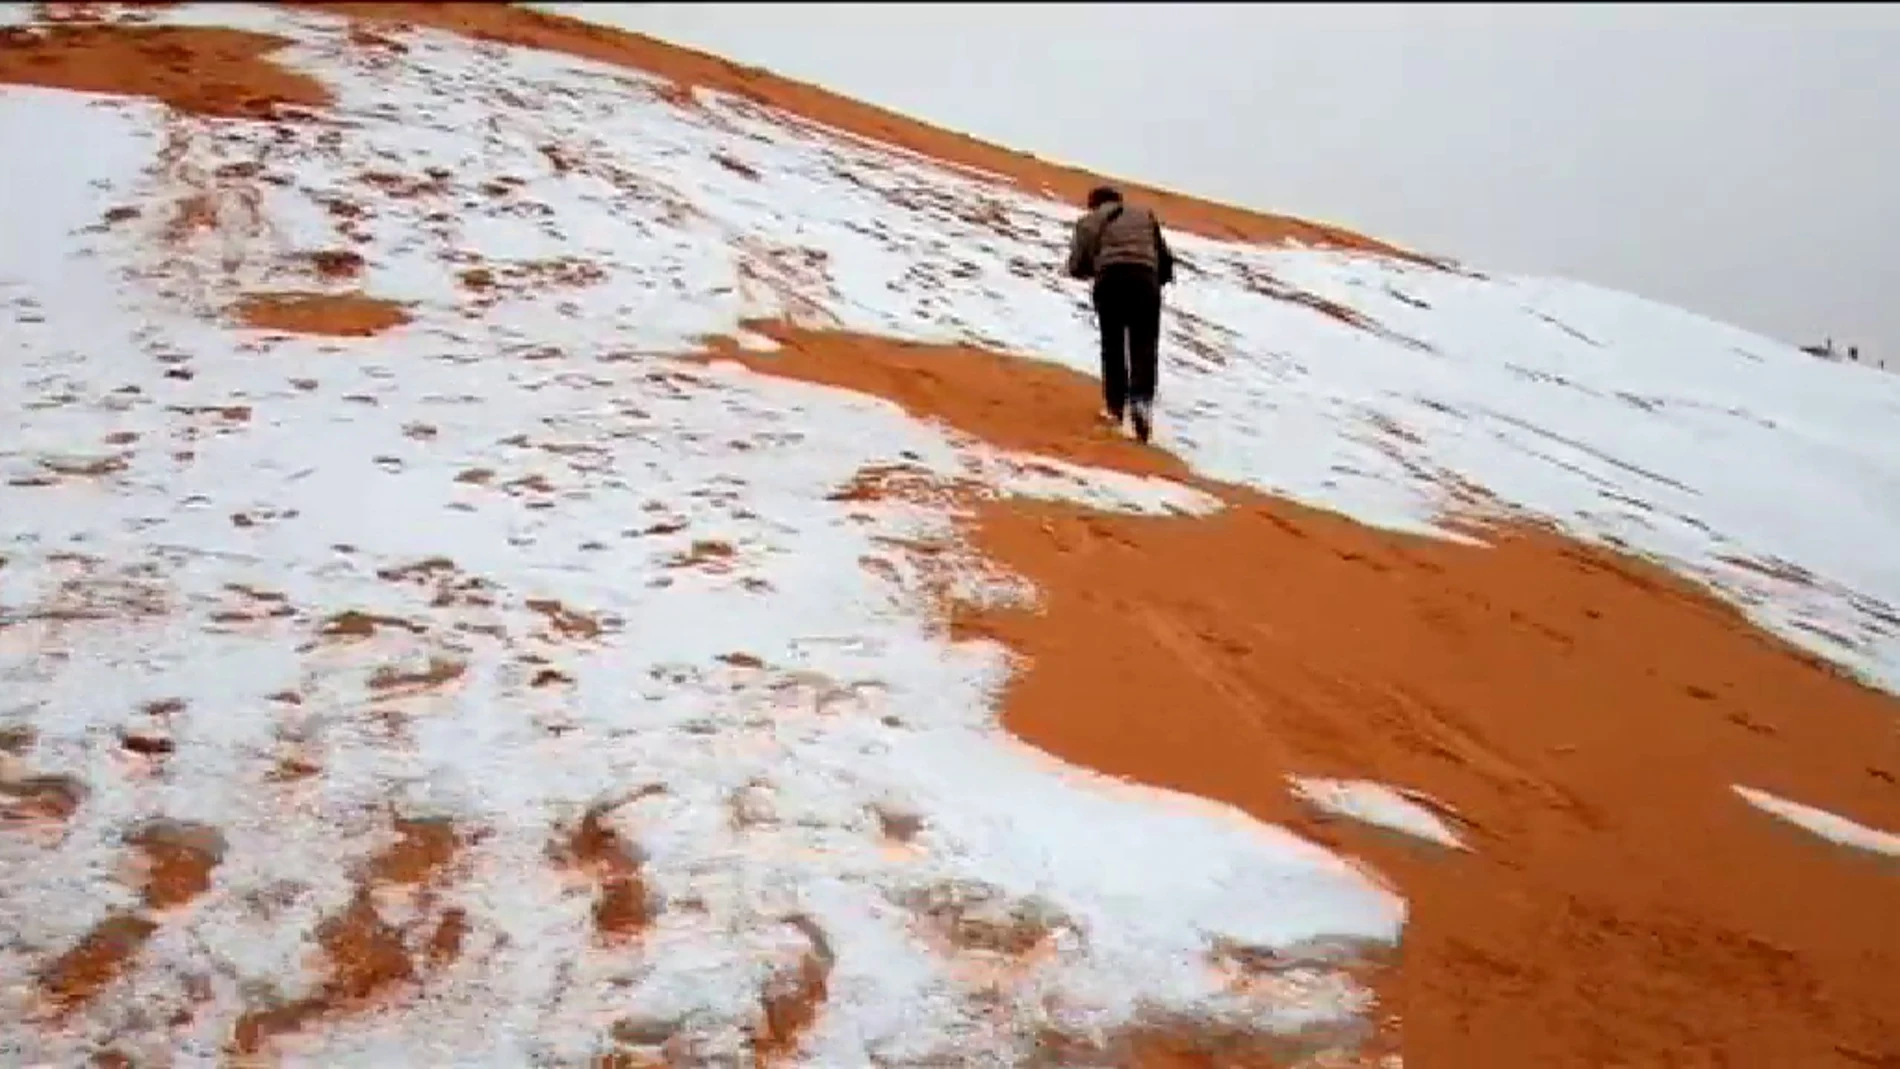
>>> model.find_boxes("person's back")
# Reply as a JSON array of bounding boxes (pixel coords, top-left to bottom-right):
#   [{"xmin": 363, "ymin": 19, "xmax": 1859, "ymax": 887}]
[
  {"xmin": 1070, "ymin": 200, "xmax": 1168, "ymax": 279},
  {"xmin": 1065, "ymin": 186, "xmax": 1175, "ymax": 442}
]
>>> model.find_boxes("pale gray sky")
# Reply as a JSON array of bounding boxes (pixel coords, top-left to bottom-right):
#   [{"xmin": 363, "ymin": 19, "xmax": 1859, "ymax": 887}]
[{"xmin": 545, "ymin": 3, "xmax": 1900, "ymax": 364}]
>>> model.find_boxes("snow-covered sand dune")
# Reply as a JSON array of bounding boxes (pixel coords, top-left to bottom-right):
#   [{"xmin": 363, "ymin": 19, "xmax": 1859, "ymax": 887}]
[{"xmin": 3, "ymin": 3, "xmax": 1897, "ymax": 1066}]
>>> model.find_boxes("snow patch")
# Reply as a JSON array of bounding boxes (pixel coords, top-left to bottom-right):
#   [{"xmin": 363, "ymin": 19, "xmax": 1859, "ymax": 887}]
[
  {"xmin": 1289, "ymin": 777, "xmax": 1468, "ymax": 851},
  {"xmin": 1731, "ymin": 786, "xmax": 1900, "ymax": 860},
  {"xmin": 0, "ymin": 34, "xmax": 1395, "ymax": 1068},
  {"xmin": 9, "ymin": 0, "xmax": 1900, "ymax": 1059}
]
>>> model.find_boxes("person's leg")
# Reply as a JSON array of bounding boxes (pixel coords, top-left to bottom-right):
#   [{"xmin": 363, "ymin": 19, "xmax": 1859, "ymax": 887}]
[
  {"xmin": 1091, "ymin": 274, "xmax": 1130, "ymax": 421},
  {"xmin": 1127, "ymin": 273, "xmax": 1162, "ymax": 441},
  {"xmin": 1128, "ymin": 276, "xmax": 1161, "ymax": 406}
]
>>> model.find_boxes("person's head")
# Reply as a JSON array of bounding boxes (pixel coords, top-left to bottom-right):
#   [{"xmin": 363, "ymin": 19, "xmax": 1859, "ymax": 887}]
[{"xmin": 1087, "ymin": 185, "xmax": 1123, "ymax": 210}]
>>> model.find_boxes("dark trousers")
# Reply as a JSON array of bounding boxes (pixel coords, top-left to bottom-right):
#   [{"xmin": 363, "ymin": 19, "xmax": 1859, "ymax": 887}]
[{"xmin": 1091, "ymin": 263, "xmax": 1161, "ymax": 416}]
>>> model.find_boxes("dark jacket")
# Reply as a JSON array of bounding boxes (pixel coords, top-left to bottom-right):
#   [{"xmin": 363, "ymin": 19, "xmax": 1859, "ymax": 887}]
[{"xmin": 1065, "ymin": 200, "xmax": 1176, "ymax": 287}]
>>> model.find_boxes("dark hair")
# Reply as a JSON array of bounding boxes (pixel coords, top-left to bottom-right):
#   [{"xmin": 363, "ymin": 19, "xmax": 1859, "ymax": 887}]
[{"xmin": 1087, "ymin": 185, "xmax": 1122, "ymax": 210}]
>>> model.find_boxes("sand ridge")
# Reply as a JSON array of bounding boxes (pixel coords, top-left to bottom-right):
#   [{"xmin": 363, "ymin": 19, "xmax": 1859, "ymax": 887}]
[
  {"xmin": 2, "ymin": 5, "xmax": 1896, "ymax": 1066},
  {"xmin": 713, "ymin": 322, "xmax": 1900, "ymax": 1068},
  {"xmin": 281, "ymin": 1, "xmax": 1435, "ymax": 261}
]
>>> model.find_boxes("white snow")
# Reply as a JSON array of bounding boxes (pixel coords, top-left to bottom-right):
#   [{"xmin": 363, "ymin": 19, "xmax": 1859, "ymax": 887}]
[
  {"xmin": 0, "ymin": 11, "xmax": 1388, "ymax": 1067},
  {"xmin": 1288, "ymin": 778, "xmax": 1468, "ymax": 851},
  {"xmin": 1731, "ymin": 786, "xmax": 1900, "ymax": 860},
  {"xmin": 4, "ymin": 1, "xmax": 1899, "ymax": 1063},
  {"xmin": 198, "ymin": 0, "xmax": 1900, "ymax": 694}
]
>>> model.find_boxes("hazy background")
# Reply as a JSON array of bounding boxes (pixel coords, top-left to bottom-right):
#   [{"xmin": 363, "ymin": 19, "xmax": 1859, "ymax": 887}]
[{"xmin": 544, "ymin": 3, "xmax": 1899, "ymax": 367}]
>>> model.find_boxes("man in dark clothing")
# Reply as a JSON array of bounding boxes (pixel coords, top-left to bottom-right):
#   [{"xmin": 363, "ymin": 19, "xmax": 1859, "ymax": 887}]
[{"xmin": 1065, "ymin": 184, "xmax": 1175, "ymax": 443}]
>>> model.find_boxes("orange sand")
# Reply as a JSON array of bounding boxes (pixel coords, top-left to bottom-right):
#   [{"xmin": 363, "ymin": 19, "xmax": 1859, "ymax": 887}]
[
  {"xmin": 717, "ymin": 324, "xmax": 1900, "ymax": 1069},
  {"xmin": 288, "ymin": 2, "xmax": 1429, "ymax": 260},
  {"xmin": 0, "ymin": 20, "xmax": 329, "ymax": 119},
  {"xmin": 6, "ymin": 9, "xmax": 1898, "ymax": 1066},
  {"xmin": 230, "ymin": 291, "xmax": 411, "ymax": 337}
]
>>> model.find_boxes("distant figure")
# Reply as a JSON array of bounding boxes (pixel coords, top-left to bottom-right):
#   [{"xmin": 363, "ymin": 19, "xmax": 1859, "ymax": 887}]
[{"xmin": 1065, "ymin": 185, "xmax": 1176, "ymax": 443}]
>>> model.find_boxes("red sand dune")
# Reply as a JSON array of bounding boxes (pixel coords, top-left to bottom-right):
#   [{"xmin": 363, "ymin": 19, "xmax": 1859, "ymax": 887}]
[{"xmin": 2, "ymin": 4, "xmax": 1896, "ymax": 1066}]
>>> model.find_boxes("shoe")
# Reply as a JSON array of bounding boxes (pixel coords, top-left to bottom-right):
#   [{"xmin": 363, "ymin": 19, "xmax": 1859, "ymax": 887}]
[
  {"xmin": 1130, "ymin": 400, "xmax": 1152, "ymax": 443},
  {"xmin": 1098, "ymin": 406, "xmax": 1124, "ymax": 429}
]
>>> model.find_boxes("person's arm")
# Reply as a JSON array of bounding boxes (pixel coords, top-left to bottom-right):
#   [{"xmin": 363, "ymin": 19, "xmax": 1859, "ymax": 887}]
[
  {"xmin": 1153, "ymin": 217, "xmax": 1176, "ymax": 288},
  {"xmin": 1066, "ymin": 215, "xmax": 1098, "ymax": 280}
]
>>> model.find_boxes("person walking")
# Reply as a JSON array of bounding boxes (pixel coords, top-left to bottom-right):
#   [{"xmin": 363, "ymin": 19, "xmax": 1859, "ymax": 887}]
[{"xmin": 1064, "ymin": 185, "xmax": 1176, "ymax": 443}]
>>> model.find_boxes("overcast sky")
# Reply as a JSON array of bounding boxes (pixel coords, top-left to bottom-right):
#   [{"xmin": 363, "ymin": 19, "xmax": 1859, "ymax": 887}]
[{"xmin": 546, "ymin": 3, "xmax": 1899, "ymax": 364}]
